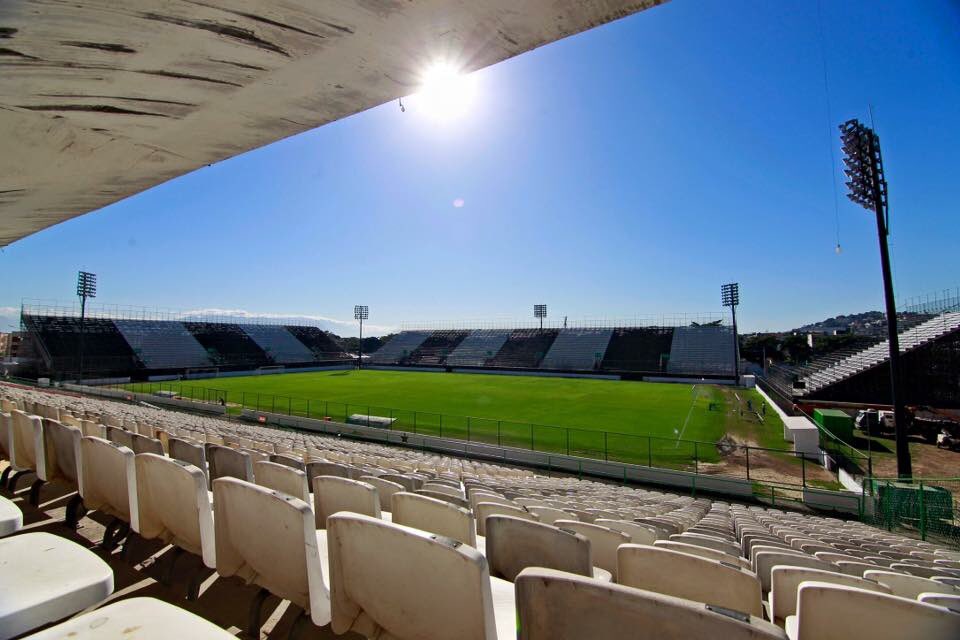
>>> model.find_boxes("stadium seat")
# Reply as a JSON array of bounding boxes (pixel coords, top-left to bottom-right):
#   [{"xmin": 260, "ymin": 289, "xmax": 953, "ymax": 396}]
[
  {"xmin": 527, "ymin": 505, "xmax": 576, "ymax": 525},
  {"xmin": 553, "ymin": 520, "xmax": 630, "ymax": 581},
  {"xmin": 416, "ymin": 488, "xmax": 471, "ymax": 509},
  {"xmin": 422, "ymin": 481, "xmax": 464, "ymax": 498},
  {"xmin": 918, "ymin": 593, "xmax": 960, "ymax": 613},
  {"xmin": 753, "ymin": 551, "xmax": 832, "ymax": 594},
  {"xmin": 618, "ymin": 544, "xmax": 763, "ymax": 617},
  {"xmin": 326, "ymin": 513, "xmax": 517, "ymax": 640},
  {"xmin": 833, "ymin": 560, "xmax": 879, "ymax": 577},
  {"xmin": 360, "ymin": 476, "xmax": 405, "ymax": 511},
  {"xmin": 0, "ymin": 495, "xmax": 22, "ymax": 537},
  {"xmin": 105, "ymin": 426, "xmax": 135, "ymax": 450},
  {"xmin": 79, "ymin": 419, "xmax": 106, "ymax": 439},
  {"xmin": 891, "ymin": 562, "xmax": 960, "ymax": 579},
  {"xmin": 8, "ymin": 410, "xmax": 46, "ymax": 499},
  {"xmin": 20, "ymin": 597, "xmax": 239, "ymax": 639},
  {"xmin": 514, "ymin": 568, "xmax": 786, "ymax": 640},
  {"xmin": 670, "ymin": 532, "xmax": 742, "ymax": 558},
  {"xmin": 212, "ymin": 477, "xmax": 331, "ymax": 631},
  {"xmin": 207, "ymin": 444, "xmax": 253, "ymax": 483},
  {"xmin": 390, "ymin": 492, "xmax": 477, "ymax": 547},
  {"xmin": 653, "ymin": 540, "xmax": 751, "ymax": 570},
  {"xmin": 0, "ymin": 532, "xmax": 114, "ymax": 640},
  {"xmin": 485, "ymin": 515, "xmax": 610, "ymax": 582},
  {"xmin": 475, "ymin": 502, "xmax": 539, "ymax": 536},
  {"xmin": 168, "ymin": 437, "xmax": 208, "ymax": 480},
  {"xmin": 469, "ymin": 490, "xmax": 515, "ymax": 512},
  {"xmin": 379, "ymin": 473, "xmax": 421, "ymax": 492},
  {"xmin": 253, "ymin": 460, "xmax": 310, "ymax": 502},
  {"xmin": 79, "ymin": 436, "xmax": 138, "ymax": 549},
  {"xmin": 785, "ymin": 581, "xmax": 960, "ymax": 640},
  {"xmin": 307, "ymin": 461, "xmax": 360, "ymax": 481},
  {"xmin": 135, "ymin": 453, "xmax": 216, "ymax": 590},
  {"xmin": 312, "ymin": 475, "xmax": 380, "ymax": 529},
  {"xmin": 269, "ymin": 452, "xmax": 306, "ymax": 471},
  {"xmin": 38, "ymin": 418, "xmax": 85, "ymax": 525},
  {"xmin": 862, "ymin": 569, "xmax": 960, "ymax": 599},
  {"xmin": 768, "ymin": 566, "xmax": 891, "ymax": 625},
  {"xmin": 595, "ymin": 519, "xmax": 658, "ymax": 545},
  {"xmin": 130, "ymin": 432, "xmax": 165, "ymax": 455}
]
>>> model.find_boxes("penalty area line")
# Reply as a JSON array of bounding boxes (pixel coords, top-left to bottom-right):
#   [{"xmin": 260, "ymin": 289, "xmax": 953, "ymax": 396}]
[{"xmin": 675, "ymin": 384, "xmax": 699, "ymax": 447}]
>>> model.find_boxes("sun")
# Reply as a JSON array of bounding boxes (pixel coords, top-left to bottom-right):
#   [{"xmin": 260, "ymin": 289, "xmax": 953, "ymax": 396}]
[{"xmin": 412, "ymin": 61, "xmax": 477, "ymax": 121}]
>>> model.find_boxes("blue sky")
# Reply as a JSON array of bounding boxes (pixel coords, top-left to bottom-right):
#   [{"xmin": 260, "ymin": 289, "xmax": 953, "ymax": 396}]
[{"xmin": 2, "ymin": 0, "xmax": 958, "ymax": 336}]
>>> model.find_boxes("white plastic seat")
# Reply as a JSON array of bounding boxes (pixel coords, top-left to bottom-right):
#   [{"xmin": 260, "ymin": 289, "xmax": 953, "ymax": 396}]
[
  {"xmin": 327, "ymin": 512, "xmax": 517, "ymax": 640},
  {"xmin": 213, "ymin": 477, "xmax": 330, "ymax": 627},
  {"xmin": 105, "ymin": 426, "xmax": 134, "ymax": 450},
  {"xmin": 207, "ymin": 444, "xmax": 253, "ymax": 483},
  {"xmin": 475, "ymin": 502, "xmax": 539, "ymax": 536},
  {"xmin": 862, "ymin": 569, "xmax": 960, "ymax": 599},
  {"xmin": 0, "ymin": 495, "xmax": 22, "ymax": 537},
  {"xmin": 39, "ymin": 419, "xmax": 84, "ymax": 520},
  {"xmin": 254, "ymin": 460, "xmax": 310, "ymax": 502},
  {"xmin": 391, "ymin": 492, "xmax": 477, "ymax": 547},
  {"xmin": 785, "ymin": 581, "xmax": 960, "ymax": 640},
  {"xmin": 618, "ymin": 544, "xmax": 763, "ymax": 617},
  {"xmin": 135, "ymin": 453, "xmax": 216, "ymax": 569},
  {"xmin": 654, "ymin": 540, "xmax": 751, "ymax": 570},
  {"xmin": 553, "ymin": 520, "xmax": 630, "ymax": 581},
  {"xmin": 0, "ymin": 532, "xmax": 114, "ymax": 640},
  {"xmin": 21, "ymin": 597, "xmax": 238, "ymax": 639},
  {"xmin": 595, "ymin": 519, "xmax": 658, "ymax": 545},
  {"xmin": 416, "ymin": 488, "xmax": 471, "ymax": 509},
  {"xmin": 486, "ymin": 515, "xmax": 611, "ymax": 583},
  {"xmin": 527, "ymin": 505, "xmax": 576, "ymax": 525},
  {"xmin": 754, "ymin": 551, "xmax": 831, "ymax": 594},
  {"xmin": 130, "ymin": 432, "xmax": 164, "ymax": 456},
  {"xmin": 8, "ymin": 410, "xmax": 46, "ymax": 492},
  {"xmin": 313, "ymin": 475, "xmax": 380, "ymax": 529},
  {"xmin": 918, "ymin": 592, "xmax": 960, "ymax": 613},
  {"xmin": 79, "ymin": 436, "xmax": 138, "ymax": 538},
  {"xmin": 307, "ymin": 461, "xmax": 360, "ymax": 480},
  {"xmin": 515, "ymin": 567, "xmax": 787, "ymax": 640},
  {"xmin": 360, "ymin": 476, "xmax": 404, "ymax": 512},
  {"xmin": 168, "ymin": 437, "xmax": 208, "ymax": 478},
  {"xmin": 671, "ymin": 532, "xmax": 742, "ymax": 557},
  {"xmin": 768, "ymin": 566, "xmax": 891, "ymax": 625},
  {"xmin": 422, "ymin": 481, "xmax": 464, "ymax": 498}
]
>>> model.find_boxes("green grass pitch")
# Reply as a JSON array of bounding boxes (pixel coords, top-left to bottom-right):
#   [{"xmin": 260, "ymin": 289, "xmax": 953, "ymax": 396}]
[{"xmin": 134, "ymin": 369, "xmax": 781, "ymax": 467}]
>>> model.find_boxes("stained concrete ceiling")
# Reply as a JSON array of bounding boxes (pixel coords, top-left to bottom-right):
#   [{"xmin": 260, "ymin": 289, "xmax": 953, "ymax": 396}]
[{"xmin": 0, "ymin": 1, "xmax": 664, "ymax": 246}]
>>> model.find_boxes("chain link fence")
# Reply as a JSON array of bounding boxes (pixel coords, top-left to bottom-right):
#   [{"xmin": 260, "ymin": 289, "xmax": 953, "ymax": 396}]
[{"xmin": 862, "ymin": 477, "xmax": 960, "ymax": 548}]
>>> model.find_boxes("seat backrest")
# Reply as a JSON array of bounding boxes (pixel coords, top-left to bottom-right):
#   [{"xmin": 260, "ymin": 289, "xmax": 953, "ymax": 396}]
[
  {"xmin": 360, "ymin": 476, "xmax": 405, "ymax": 511},
  {"xmin": 422, "ymin": 482, "xmax": 464, "ymax": 498},
  {"xmin": 527, "ymin": 506, "xmax": 576, "ymax": 526},
  {"xmin": 169, "ymin": 437, "xmax": 208, "ymax": 477},
  {"xmin": 618, "ymin": 544, "xmax": 763, "ymax": 617},
  {"xmin": 80, "ymin": 436, "xmax": 138, "ymax": 530},
  {"xmin": 769, "ymin": 566, "xmax": 891, "ymax": 623},
  {"xmin": 834, "ymin": 560, "xmax": 879, "ymax": 577},
  {"xmin": 379, "ymin": 473, "xmax": 420, "ymax": 492},
  {"xmin": 79, "ymin": 419, "xmax": 106, "ymax": 439},
  {"xmin": 469, "ymin": 491, "xmax": 515, "ymax": 513},
  {"xmin": 213, "ymin": 477, "xmax": 330, "ymax": 626},
  {"xmin": 670, "ymin": 532, "xmax": 742, "ymax": 558},
  {"xmin": 40, "ymin": 418, "xmax": 82, "ymax": 488},
  {"xmin": 862, "ymin": 570, "xmax": 960, "ymax": 599},
  {"xmin": 391, "ymin": 492, "xmax": 476, "ymax": 547},
  {"xmin": 207, "ymin": 444, "xmax": 253, "ymax": 483},
  {"xmin": 307, "ymin": 461, "xmax": 358, "ymax": 481},
  {"xmin": 791, "ymin": 581, "xmax": 960, "ymax": 640},
  {"xmin": 131, "ymin": 433, "xmax": 165, "ymax": 456},
  {"xmin": 475, "ymin": 502, "xmax": 539, "ymax": 537},
  {"xmin": 554, "ymin": 520, "xmax": 630, "ymax": 580},
  {"xmin": 918, "ymin": 593, "xmax": 960, "ymax": 613},
  {"xmin": 313, "ymin": 475, "xmax": 380, "ymax": 529},
  {"xmin": 595, "ymin": 519, "xmax": 658, "ymax": 545},
  {"xmin": 254, "ymin": 461, "xmax": 310, "ymax": 502},
  {"xmin": 0, "ymin": 412, "xmax": 10, "ymax": 460},
  {"xmin": 486, "ymin": 515, "xmax": 592, "ymax": 582},
  {"xmin": 136, "ymin": 453, "xmax": 215, "ymax": 568},
  {"xmin": 10, "ymin": 409, "xmax": 43, "ymax": 473},
  {"xmin": 269, "ymin": 453, "xmax": 306, "ymax": 471},
  {"xmin": 106, "ymin": 425, "xmax": 135, "ymax": 449},
  {"xmin": 416, "ymin": 489, "xmax": 471, "ymax": 509},
  {"xmin": 515, "ymin": 567, "xmax": 786, "ymax": 640},
  {"xmin": 754, "ymin": 551, "xmax": 831, "ymax": 593},
  {"xmin": 654, "ymin": 540, "xmax": 750, "ymax": 570},
  {"xmin": 326, "ymin": 513, "xmax": 499, "ymax": 640}
]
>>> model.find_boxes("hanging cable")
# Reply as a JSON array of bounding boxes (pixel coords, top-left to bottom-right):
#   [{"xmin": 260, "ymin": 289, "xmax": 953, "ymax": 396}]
[{"xmin": 817, "ymin": 0, "xmax": 843, "ymax": 255}]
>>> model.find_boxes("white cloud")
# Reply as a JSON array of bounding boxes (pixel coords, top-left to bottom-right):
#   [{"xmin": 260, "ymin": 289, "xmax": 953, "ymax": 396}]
[{"xmin": 452, "ymin": 198, "xmax": 465, "ymax": 208}]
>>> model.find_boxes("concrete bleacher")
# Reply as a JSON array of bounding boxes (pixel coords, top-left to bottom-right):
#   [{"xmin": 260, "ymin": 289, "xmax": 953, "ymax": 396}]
[
  {"xmin": 539, "ymin": 328, "xmax": 614, "ymax": 371},
  {"xmin": 369, "ymin": 330, "xmax": 432, "ymax": 364},
  {"xmin": 2, "ymin": 384, "xmax": 959, "ymax": 639},
  {"xmin": 446, "ymin": 330, "xmax": 512, "ymax": 367},
  {"xmin": 666, "ymin": 326, "xmax": 735, "ymax": 376},
  {"xmin": 113, "ymin": 320, "xmax": 212, "ymax": 370},
  {"xmin": 240, "ymin": 325, "xmax": 316, "ymax": 365},
  {"xmin": 485, "ymin": 329, "xmax": 558, "ymax": 369}
]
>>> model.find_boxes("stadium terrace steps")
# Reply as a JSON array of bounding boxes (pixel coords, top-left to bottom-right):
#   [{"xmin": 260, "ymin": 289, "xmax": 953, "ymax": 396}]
[
  {"xmin": 284, "ymin": 326, "xmax": 344, "ymax": 358},
  {"xmin": 182, "ymin": 322, "xmax": 270, "ymax": 369},
  {"xmin": 666, "ymin": 326, "xmax": 735, "ymax": 376},
  {"xmin": 539, "ymin": 328, "xmax": 614, "ymax": 371},
  {"xmin": 602, "ymin": 327, "xmax": 675, "ymax": 372},
  {"xmin": 240, "ymin": 325, "xmax": 316, "ymax": 365},
  {"xmin": 403, "ymin": 330, "xmax": 470, "ymax": 366},
  {"xmin": 446, "ymin": 330, "xmax": 513, "ymax": 367},
  {"xmin": 798, "ymin": 311, "xmax": 960, "ymax": 395},
  {"xmin": 485, "ymin": 329, "xmax": 559, "ymax": 368},
  {"xmin": 22, "ymin": 314, "xmax": 139, "ymax": 375},
  {"xmin": 369, "ymin": 330, "xmax": 432, "ymax": 364},
  {"xmin": 113, "ymin": 320, "xmax": 212, "ymax": 370}
]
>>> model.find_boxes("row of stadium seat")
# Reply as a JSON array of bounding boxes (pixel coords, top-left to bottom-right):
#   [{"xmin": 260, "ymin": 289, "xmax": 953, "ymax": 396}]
[{"xmin": 1, "ymin": 384, "xmax": 958, "ymax": 639}]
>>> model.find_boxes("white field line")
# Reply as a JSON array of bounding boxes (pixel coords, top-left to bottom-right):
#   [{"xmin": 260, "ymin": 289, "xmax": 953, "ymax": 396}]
[{"xmin": 675, "ymin": 385, "xmax": 699, "ymax": 447}]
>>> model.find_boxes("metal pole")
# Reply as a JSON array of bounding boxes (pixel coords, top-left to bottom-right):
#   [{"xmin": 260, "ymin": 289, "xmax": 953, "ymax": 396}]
[
  {"xmin": 731, "ymin": 303, "xmax": 740, "ymax": 384},
  {"xmin": 358, "ymin": 317, "xmax": 363, "ymax": 370},
  {"xmin": 919, "ymin": 481, "xmax": 926, "ymax": 541},
  {"xmin": 78, "ymin": 294, "xmax": 86, "ymax": 383}
]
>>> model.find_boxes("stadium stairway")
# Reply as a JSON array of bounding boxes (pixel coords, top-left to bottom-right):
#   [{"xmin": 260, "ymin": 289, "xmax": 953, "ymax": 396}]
[
  {"xmin": 539, "ymin": 328, "xmax": 614, "ymax": 371},
  {"xmin": 369, "ymin": 331, "xmax": 432, "ymax": 364},
  {"xmin": 240, "ymin": 325, "xmax": 316, "ymax": 365},
  {"xmin": 797, "ymin": 311, "xmax": 960, "ymax": 396},
  {"xmin": 666, "ymin": 326, "xmax": 735, "ymax": 376},
  {"xmin": 114, "ymin": 320, "xmax": 213, "ymax": 370},
  {"xmin": 446, "ymin": 330, "xmax": 512, "ymax": 367}
]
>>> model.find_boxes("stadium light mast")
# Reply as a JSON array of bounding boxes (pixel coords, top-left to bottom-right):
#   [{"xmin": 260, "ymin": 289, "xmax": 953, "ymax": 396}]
[
  {"xmin": 76, "ymin": 271, "xmax": 97, "ymax": 383},
  {"xmin": 721, "ymin": 283, "xmax": 740, "ymax": 385},
  {"xmin": 534, "ymin": 304, "xmax": 547, "ymax": 331},
  {"xmin": 354, "ymin": 305, "xmax": 369, "ymax": 370},
  {"xmin": 839, "ymin": 118, "xmax": 911, "ymax": 479}
]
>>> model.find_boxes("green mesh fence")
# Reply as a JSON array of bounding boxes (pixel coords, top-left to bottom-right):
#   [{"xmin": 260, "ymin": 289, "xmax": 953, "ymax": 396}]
[{"xmin": 862, "ymin": 477, "xmax": 960, "ymax": 548}]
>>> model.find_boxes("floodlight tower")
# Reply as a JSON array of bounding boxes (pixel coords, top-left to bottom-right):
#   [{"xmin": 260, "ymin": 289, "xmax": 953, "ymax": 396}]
[
  {"xmin": 354, "ymin": 305, "xmax": 369, "ymax": 370},
  {"xmin": 721, "ymin": 283, "xmax": 740, "ymax": 385},
  {"xmin": 534, "ymin": 304, "xmax": 547, "ymax": 331},
  {"xmin": 76, "ymin": 271, "xmax": 97, "ymax": 383},
  {"xmin": 839, "ymin": 118, "xmax": 910, "ymax": 478}
]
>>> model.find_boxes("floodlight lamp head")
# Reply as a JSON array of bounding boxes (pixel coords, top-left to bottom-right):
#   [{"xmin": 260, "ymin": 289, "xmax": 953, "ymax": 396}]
[
  {"xmin": 533, "ymin": 304, "xmax": 547, "ymax": 319},
  {"xmin": 721, "ymin": 282, "xmax": 739, "ymax": 307},
  {"xmin": 354, "ymin": 305, "xmax": 369, "ymax": 320},
  {"xmin": 76, "ymin": 271, "xmax": 97, "ymax": 298}
]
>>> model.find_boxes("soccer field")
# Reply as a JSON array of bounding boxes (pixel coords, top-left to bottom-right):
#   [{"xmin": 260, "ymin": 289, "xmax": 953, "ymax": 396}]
[{"xmin": 136, "ymin": 370, "xmax": 781, "ymax": 465}]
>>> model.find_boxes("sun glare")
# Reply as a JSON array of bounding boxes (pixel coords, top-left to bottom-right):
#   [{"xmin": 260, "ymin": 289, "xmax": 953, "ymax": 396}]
[{"xmin": 413, "ymin": 61, "xmax": 477, "ymax": 121}]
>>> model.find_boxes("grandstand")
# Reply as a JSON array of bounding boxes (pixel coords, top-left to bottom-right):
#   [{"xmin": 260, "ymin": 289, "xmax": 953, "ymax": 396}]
[
  {"xmin": 113, "ymin": 320, "xmax": 212, "ymax": 370},
  {"xmin": 667, "ymin": 325, "xmax": 737, "ymax": 377},
  {"xmin": 2, "ymin": 383, "xmax": 958, "ymax": 640},
  {"xmin": 539, "ymin": 328, "xmax": 614, "ymax": 371},
  {"xmin": 446, "ymin": 330, "xmax": 513, "ymax": 367}
]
